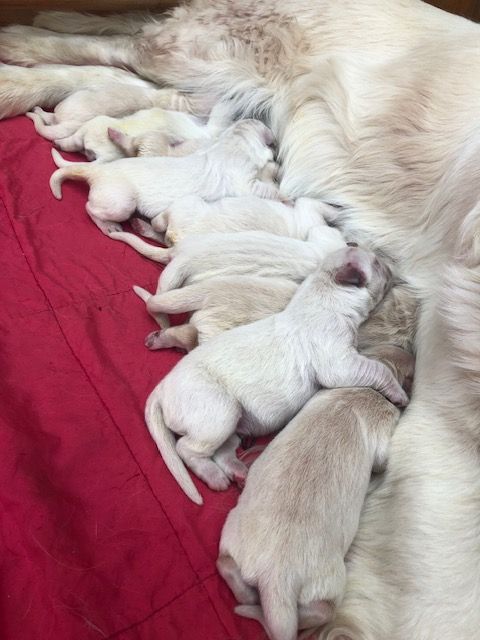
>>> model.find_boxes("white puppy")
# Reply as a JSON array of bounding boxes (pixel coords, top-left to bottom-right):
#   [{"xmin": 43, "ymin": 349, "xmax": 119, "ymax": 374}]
[
  {"xmin": 218, "ymin": 344, "xmax": 414, "ymax": 640},
  {"xmin": 49, "ymin": 119, "xmax": 279, "ymax": 234},
  {"xmin": 133, "ymin": 277, "xmax": 416, "ymax": 355},
  {"xmin": 136, "ymin": 194, "xmax": 337, "ymax": 245},
  {"xmin": 26, "ymin": 108, "xmax": 205, "ymax": 162},
  {"xmin": 133, "ymin": 275, "xmax": 298, "ymax": 351},
  {"xmin": 27, "ymin": 99, "xmax": 233, "ymax": 162},
  {"xmin": 110, "ymin": 227, "xmax": 347, "ymax": 293},
  {"xmin": 144, "ymin": 246, "xmax": 408, "ymax": 505}
]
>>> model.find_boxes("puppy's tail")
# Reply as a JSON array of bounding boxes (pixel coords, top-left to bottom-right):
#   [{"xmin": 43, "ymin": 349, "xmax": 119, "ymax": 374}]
[
  {"xmin": 109, "ymin": 231, "xmax": 171, "ymax": 263},
  {"xmin": 49, "ymin": 149, "xmax": 92, "ymax": 199},
  {"xmin": 145, "ymin": 392, "xmax": 203, "ymax": 505}
]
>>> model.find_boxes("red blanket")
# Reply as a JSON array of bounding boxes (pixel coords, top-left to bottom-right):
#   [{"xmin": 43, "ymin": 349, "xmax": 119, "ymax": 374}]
[{"xmin": 0, "ymin": 116, "xmax": 264, "ymax": 640}]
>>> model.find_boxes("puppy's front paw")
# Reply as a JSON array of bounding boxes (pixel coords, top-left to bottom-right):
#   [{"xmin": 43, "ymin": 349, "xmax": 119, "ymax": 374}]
[{"xmin": 388, "ymin": 386, "xmax": 410, "ymax": 408}]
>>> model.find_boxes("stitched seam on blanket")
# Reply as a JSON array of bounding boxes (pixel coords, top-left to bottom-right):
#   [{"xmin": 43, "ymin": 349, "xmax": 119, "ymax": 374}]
[
  {"xmin": 0, "ymin": 280, "xmax": 160, "ymax": 324},
  {"xmin": 1, "ymin": 192, "xmax": 233, "ymax": 640},
  {"xmin": 104, "ymin": 572, "xmax": 225, "ymax": 640}
]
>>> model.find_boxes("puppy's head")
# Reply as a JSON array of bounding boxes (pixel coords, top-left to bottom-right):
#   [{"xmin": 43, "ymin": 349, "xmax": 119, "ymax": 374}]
[
  {"xmin": 325, "ymin": 245, "xmax": 392, "ymax": 309},
  {"xmin": 225, "ymin": 119, "xmax": 275, "ymax": 167}
]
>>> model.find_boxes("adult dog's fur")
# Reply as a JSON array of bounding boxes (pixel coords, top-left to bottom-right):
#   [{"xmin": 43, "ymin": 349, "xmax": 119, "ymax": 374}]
[{"xmin": 1, "ymin": 1, "xmax": 480, "ymax": 637}]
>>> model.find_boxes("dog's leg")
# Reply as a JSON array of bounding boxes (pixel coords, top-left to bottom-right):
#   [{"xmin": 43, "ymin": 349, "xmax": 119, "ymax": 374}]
[
  {"xmin": 212, "ymin": 434, "xmax": 248, "ymax": 486},
  {"xmin": 325, "ymin": 354, "xmax": 410, "ymax": 407},
  {"xmin": 217, "ymin": 555, "xmax": 259, "ymax": 605},
  {"xmin": 0, "ymin": 25, "xmax": 136, "ymax": 68},
  {"xmin": 0, "ymin": 64, "xmax": 147, "ymax": 119},
  {"xmin": 131, "ymin": 218, "xmax": 164, "ymax": 242},
  {"xmin": 33, "ymin": 10, "xmax": 153, "ymax": 35},
  {"xmin": 176, "ymin": 436, "xmax": 231, "ymax": 492},
  {"xmin": 145, "ymin": 325, "xmax": 198, "ymax": 351}
]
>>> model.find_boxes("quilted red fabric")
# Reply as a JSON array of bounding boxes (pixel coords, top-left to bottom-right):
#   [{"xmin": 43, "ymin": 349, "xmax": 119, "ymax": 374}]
[{"xmin": 0, "ymin": 115, "xmax": 266, "ymax": 640}]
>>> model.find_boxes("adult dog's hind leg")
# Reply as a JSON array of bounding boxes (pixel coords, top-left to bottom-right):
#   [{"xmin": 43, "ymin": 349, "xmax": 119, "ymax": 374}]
[
  {"xmin": 0, "ymin": 25, "xmax": 136, "ymax": 69},
  {"xmin": 33, "ymin": 10, "xmax": 153, "ymax": 36},
  {"xmin": 0, "ymin": 64, "xmax": 148, "ymax": 120}
]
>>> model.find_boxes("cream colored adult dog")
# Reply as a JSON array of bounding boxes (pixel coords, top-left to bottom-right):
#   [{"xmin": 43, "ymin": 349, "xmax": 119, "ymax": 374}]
[{"xmin": 1, "ymin": 1, "xmax": 480, "ymax": 637}]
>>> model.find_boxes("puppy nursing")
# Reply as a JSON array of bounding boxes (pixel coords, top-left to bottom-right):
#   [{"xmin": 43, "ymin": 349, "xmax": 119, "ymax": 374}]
[
  {"xmin": 139, "ymin": 195, "xmax": 337, "ymax": 245},
  {"xmin": 111, "ymin": 226, "xmax": 346, "ymax": 293},
  {"xmin": 218, "ymin": 346, "xmax": 413, "ymax": 640},
  {"xmin": 144, "ymin": 246, "xmax": 408, "ymax": 505},
  {"xmin": 49, "ymin": 119, "xmax": 279, "ymax": 234}
]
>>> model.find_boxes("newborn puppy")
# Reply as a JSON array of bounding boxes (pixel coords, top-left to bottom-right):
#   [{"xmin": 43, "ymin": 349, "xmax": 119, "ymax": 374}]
[
  {"xmin": 133, "ymin": 275, "xmax": 298, "ymax": 351},
  {"xmin": 28, "ymin": 99, "xmax": 233, "ymax": 162},
  {"xmin": 110, "ymin": 226, "xmax": 346, "ymax": 293},
  {"xmin": 143, "ymin": 195, "xmax": 336, "ymax": 245},
  {"xmin": 144, "ymin": 246, "xmax": 408, "ymax": 505},
  {"xmin": 27, "ymin": 107, "xmax": 208, "ymax": 162},
  {"xmin": 218, "ymin": 345, "xmax": 414, "ymax": 640},
  {"xmin": 49, "ymin": 119, "xmax": 279, "ymax": 234},
  {"xmin": 108, "ymin": 99, "xmax": 236, "ymax": 159},
  {"xmin": 134, "ymin": 277, "xmax": 416, "ymax": 355}
]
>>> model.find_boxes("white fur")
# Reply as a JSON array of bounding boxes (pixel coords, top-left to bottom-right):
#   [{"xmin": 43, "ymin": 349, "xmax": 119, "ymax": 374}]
[
  {"xmin": 149, "ymin": 195, "xmax": 336, "ymax": 245},
  {"xmin": 49, "ymin": 119, "xmax": 279, "ymax": 234},
  {"xmin": 219, "ymin": 374, "xmax": 404, "ymax": 640},
  {"xmin": 133, "ymin": 275, "xmax": 298, "ymax": 351},
  {"xmin": 144, "ymin": 247, "xmax": 407, "ymax": 505},
  {"xmin": 110, "ymin": 226, "xmax": 347, "ymax": 293},
  {"xmin": 2, "ymin": 1, "xmax": 480, "ymax": 635},
  {"xmin": 26, "ymin": 99, "xmax": 233, "ymax": 162}
]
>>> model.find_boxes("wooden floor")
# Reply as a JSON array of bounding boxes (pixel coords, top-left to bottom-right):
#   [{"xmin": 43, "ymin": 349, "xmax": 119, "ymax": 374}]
[
  {"xmin": 0, "ymin": 1, "xmax": 176, "ymax": 26},
  {"xmin": 0, "ymin": 0, "xmax": 479, "ymax": 27}
]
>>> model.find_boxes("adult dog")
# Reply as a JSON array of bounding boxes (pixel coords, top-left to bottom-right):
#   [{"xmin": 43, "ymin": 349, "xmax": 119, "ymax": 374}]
[{"xmin": 1, "ymin": 1, "xmax": 480, "ymax": 638}]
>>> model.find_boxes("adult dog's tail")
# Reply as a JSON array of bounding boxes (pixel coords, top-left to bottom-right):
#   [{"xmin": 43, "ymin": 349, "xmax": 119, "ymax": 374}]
[{"xmin": 145, "ymin": 392, "xmax": 203, "ymax": 505}]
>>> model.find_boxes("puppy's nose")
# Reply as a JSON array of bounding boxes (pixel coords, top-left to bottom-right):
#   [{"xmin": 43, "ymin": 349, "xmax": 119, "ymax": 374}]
[{"xmin": 346, "ymin": 241, "xmax": 358, "ymax": 247}]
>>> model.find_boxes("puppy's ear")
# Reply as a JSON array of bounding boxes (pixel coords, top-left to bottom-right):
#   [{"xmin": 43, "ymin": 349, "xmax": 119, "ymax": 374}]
[
  {"xmin": 108, "ymin": 127, "xmax": 137, "ymax": 156},
  {"xmin": 263, "ymin": 126, "xmax": 275, "ymax": 147},
  {"xmin": 334, "ymin": 262, "xmax": 367, "ymax": 287}
]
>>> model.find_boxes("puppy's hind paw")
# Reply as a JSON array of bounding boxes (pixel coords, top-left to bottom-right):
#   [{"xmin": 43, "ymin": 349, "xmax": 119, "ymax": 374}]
[
  {"xmin": 145, "ymin": 330, "xmax": 164, "ymax": 350},
  {"xmin": 203, "ymin": 465, "xmax": 231, "ymax": 492}
]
